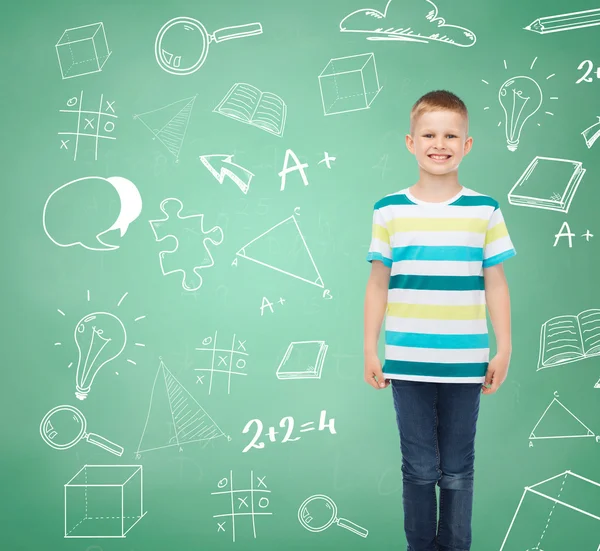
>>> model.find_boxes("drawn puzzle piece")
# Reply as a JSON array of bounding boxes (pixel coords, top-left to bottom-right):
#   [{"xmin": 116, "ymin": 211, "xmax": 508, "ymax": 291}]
[{"xmin": 149, "ymin": 197, "xmax": 224, "ymax": 291}]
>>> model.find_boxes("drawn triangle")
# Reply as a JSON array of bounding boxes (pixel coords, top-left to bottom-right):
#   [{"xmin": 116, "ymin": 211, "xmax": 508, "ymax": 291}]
[
  {"xmin": 236, "ymin": 215, "xmax": 324, "ymax": 288},
  {"xmin": 136, "ymin": 359, "xmax": 227, "ymax": 454},
  {"xmin": 530, "ymin": 398, "xmax": 595, "ymax": 439},
  {"xmin": 595, "ymin": 377, "xmax": 600, "ymax": 389},
  {"xmin": 135, "ymin": 96, "xmax": 196, "ymax": 160}
]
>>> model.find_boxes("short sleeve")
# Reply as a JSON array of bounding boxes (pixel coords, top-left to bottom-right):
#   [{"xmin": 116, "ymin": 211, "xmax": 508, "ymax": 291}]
[
  {"xmin": 366, "ymin": 206, "xmax": 392, "ymax": 268},
  {"xmin": 483, "ymin": 206, "xmax": 516, "ymax": 268}
]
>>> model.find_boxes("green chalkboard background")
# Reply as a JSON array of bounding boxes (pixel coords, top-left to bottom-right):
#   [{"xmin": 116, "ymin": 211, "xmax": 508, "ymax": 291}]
[{"xmin": 3, "ymin": 0, "xmax": 600, "ymax": 549}]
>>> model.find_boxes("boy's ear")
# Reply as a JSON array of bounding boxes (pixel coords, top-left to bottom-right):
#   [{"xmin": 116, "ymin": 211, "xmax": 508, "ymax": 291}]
[
  {"xmin": 405, "ymin": 133, "xmax": 415, "ymax": 154},
  {"xmin": 464, "ymin": 136, "xmax": 473, "ymax": 155}
]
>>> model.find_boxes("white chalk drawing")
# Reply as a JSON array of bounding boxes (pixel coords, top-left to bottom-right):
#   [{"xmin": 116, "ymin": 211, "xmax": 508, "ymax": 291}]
[
  {"xmin": 73, "ymin": 312, "xmax": 127, "ymax": 399},
  {"xmin": 260, "ymin": 296, "xmax": 287, "ymax": 316},
  {"xmin": 340, "ymin": 0, "xmax": 476, "ymax": 48},
  {"xmin": 64, "ymin": 465, "xmax": 146, "ymax": 538},
  {"xmin": 212, "ymin": 471, "xmax": 272, "ymax": 542},
  {"xmin": 155, "ymin": 17, "xmax": 262, "ymax": 75},
  {"xmin": 537, "ymin": 308, "xmax": 600, "ymax": 370},
  {"xmin": 499, "ymin": 471, "xmax": 600, "ymax": 550},
  {"xmin": 498, "ymin": 76, "xmax": 543, "ymax": 152},
  {"xmin": 319, "ymin": 53, "xmax": 382, "ymax": 116},
  {"xmin": 276, "ymin": 340, "xmax": 328, "ymax": 380},
  {"xmin": 508, "ymin": 157, "xmax": 585, "ymax": 213},
  {"xmin": 134, "ymin": 96, "xmax": 196, "ymax": 162},
  {"xmin": 54, "ymin": 290, "xmax": 144, "ymax": 396},
  {"xmin": 58, "ymin": 91, "xmax": 117, "ymax": 161},
  {"xmin": 529, "ymin": 395, "xmax": 597, "ymax": 442},
  {"xmin": 149, "ymin": 197, "xmax": 224, "ymax": 291},
  {"xmin": 582, "ymin": 117, "xmax": 600, "ymax": 148},
  {"xmin": 318, "ymin": 152, "xmax": 337, "ymax": 168},
  {"xmin": 199, "ymin": 154, "xmax": 254, "ymax": 194},
  {"xmin": 552, "ymin": 224, "xmax": 596, "ymax": 248},
  {"xmin": 40, "ymin": 405, "xmax": 123, "ymax": 456},
  {"xmin": 214, "ymin": 83, "xmax": 286, "ymax": 137},
  {"xmin": 43, "ymin": 176, "xmax": 142, "ymax": 252},
  {"xmin": 298, "ymin": 494, "xmax": 368, "ymax": 538},
  {"xmin": 56, "ymin": 22, "xmax": 111, "ymax": 79},
  {"xmin": 242, "ymin": 410, "xmax": 336, "ymax": 453},
  {"xmin": 595, "ymin": 378, "xmax": 600, "ymax": 389},
  {"xmin": 524, "ymin": 8, "xmax": 600, "ymax": 34},
  {"xmin": 482, "ymin": 57, "xmax": 558, "ymax": 150},
  {"xmin": 577, "ymin": 60, "xmax": 600, "ymax": 84},
  {"xmin": 234, "ymin": 211, "xmax": 325, "ymax": 289},
  {"xmin": 136, "ymin": 358, "xmax": 229, "ymax": 456},
  {"xmin": 278, "ymin": 149, "xmax": 309, "ymax": 191},
  {"xmin": 195, "ymin": 331, "xmax": 248, "ymax": 395}
]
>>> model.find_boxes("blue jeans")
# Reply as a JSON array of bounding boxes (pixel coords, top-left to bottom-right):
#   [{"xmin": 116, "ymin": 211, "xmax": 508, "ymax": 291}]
[{"xmin": 391, "ymin": 379, "xmax": 482, "ymax": 551}]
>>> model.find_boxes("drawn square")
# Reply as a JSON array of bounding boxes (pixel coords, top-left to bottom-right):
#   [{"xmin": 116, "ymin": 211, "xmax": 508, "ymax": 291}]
[
  {"xmin": 319, "ymin": 53, "xmax": 382, "ymax": 116},
  {"xmin": 64, "ymin": 465, "xmax": 145, "ymax": 538}
]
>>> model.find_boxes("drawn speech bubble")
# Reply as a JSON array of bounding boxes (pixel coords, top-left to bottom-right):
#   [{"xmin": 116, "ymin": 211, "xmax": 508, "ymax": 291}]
[{"xmin": 43, "ymin": 176, "xmax": 142, "ymax": 251}]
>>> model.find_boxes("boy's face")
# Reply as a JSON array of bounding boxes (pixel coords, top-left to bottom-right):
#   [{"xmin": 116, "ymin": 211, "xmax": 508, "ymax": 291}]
[{"xmin": 405, "ymin": 110, "xmax": 473, "ymax": 176}]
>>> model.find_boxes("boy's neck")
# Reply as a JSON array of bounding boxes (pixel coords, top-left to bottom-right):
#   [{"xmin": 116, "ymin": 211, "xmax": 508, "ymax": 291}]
[{"xmin": 410, "ymin": 170, "xmax": 463, "ymax": 202}]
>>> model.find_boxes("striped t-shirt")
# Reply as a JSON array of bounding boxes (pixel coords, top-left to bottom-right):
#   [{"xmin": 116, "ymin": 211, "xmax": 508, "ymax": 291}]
[{"xmin": 366, "ymin": 186, "xmax": 516, "ymax": 383}]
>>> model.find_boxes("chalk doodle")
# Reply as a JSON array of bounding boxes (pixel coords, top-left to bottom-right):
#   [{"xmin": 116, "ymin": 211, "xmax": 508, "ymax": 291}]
[
  {"xmin": 134, "ymin": 96, "xmax": 196, "ymax": 162},
  {"xmin": 149, "ymin": 197, "xmax": 224, "ymax": 291},
  {"xmin": 340, "ymin": 0, "xmax": 476, "ymax": 48},
  {"xmin": 212, "ymin": 471, "xmax": 272, "ymax": 542},
  {"xmin": 242, "ymin": 409, "xmax": 336, "ymax": 453},
  {"xmin": 56, "ymin": 22, "xmax": 111, "ymax": 79},
  {"xmin": 58, "ymin": 91, "xmax": 117, "ymax": 160},
  {"xmin": 195, "ymin": 331, "xmax": 249, "ymax": 395},
  {"xmin": 136, "ymin": 358, "xmax": 229, "ymax": 456}
]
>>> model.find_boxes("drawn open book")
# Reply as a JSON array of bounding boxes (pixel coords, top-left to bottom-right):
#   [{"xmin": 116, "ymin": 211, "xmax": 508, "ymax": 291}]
[
  {"xmin": 507, "ymin": 156, "xmax": 586, "ymax": 213},
  {"xmin": 538, "ymin": 308, "xmax": 600, "ymax": 369},
  {"xmin": 213, "ymin": 83, "xmax": 287, "ymax": 137}
]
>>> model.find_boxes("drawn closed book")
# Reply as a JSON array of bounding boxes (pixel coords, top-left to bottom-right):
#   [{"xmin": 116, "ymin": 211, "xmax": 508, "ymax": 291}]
[
  {"xmin": 508, "ymin": 156, "xmax": 586, "ymax": 213},
  {"xmin": 214, "ymin": 82, "xmax": 287, "ymax": 137},
  {"xmin": 538, "ymin": 308, "xmax": 600, "ymax": 369}
]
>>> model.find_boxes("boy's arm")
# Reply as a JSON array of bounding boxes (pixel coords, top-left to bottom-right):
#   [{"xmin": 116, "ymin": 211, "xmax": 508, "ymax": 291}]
[
  {"xmin": 483, "ymin": 263, "xmax": 511, "ymax": 393},
  {"xmin": 364, "ymin": 260, "xmax": 391, "ymax": 389},
  {"xmin": 484, "ymin": 263, "xmax": 512, "ymax": 357}
]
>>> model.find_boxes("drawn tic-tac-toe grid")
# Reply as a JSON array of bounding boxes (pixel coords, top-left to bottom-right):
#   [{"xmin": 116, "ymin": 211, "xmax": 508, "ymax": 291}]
[
  {"xmin": 58, "ymin": 91, "xmax": 117, "ymax": 161},
  {"xmin": 211, "ymin": 471, "xmax": 272, "ymax": 542},
  {"xmin": 195, "ymin": 331, "xmax": 248, "ymax": 395}
]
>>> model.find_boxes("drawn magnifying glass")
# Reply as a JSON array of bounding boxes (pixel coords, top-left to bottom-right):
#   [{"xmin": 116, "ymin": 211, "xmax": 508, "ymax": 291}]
[
  {"xmin": 155, "ymin": 16, "xmax": 263, "ymax": 76},
  {"xmin": 298, "ymin": 494, "xmax": 368, "ymax": 538},
  {"xmin": 39, "ymin": 405, "xmax": 124, "ymax": 456}
]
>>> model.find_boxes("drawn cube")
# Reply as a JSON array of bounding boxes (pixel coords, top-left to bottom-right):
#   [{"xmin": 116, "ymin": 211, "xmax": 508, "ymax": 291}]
[
  {"xmin": 56, "ymin": 22, "xmax": 111, "ymax": 79},
  {"xmin": 64, "ymin": 465, "xmax": 146, "ymax": 538},
  {"xmin": 319, "ymin": 53, "xmax": 382, "ymax": 116},
  {"xmin": 499, "ymin": 471, "xmax": 600, "ymax": 550}
]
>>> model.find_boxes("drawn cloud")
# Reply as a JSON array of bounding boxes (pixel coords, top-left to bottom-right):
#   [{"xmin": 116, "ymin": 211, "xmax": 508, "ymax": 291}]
[{"xmin": 340, "ymin": 0, "xmax": 476, "ymax": 48}]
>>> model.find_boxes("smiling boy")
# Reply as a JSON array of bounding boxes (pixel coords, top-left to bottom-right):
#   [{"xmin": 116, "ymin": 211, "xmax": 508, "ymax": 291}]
[{"xmin": 363, "ymin": 90, "xmax": 516, "ymax": 550}]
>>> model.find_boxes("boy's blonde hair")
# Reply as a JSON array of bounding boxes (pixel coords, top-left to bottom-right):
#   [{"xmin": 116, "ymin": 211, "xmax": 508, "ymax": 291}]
[{"xmin": 410, "ymin": 90, "xmax": 469, "ymax": 135}]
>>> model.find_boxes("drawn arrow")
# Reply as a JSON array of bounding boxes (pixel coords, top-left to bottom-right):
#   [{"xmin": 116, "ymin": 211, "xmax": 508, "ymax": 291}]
[{"xmin": 199, "ymin": 154, "xmax": 254, "ymax": 194}]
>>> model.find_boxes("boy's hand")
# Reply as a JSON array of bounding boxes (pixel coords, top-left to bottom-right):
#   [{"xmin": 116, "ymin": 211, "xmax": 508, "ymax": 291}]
[
  {"xmin": 364, "ymin": 354, "xmax": 389, "ymax": 389},
  {"xmin": 482, "ymin": 353, "xmax": 510, "ymax": 394}
]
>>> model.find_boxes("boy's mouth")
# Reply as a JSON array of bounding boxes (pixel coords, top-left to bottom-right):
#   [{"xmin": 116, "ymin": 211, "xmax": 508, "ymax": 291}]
[{"xmin": 428, "ymin": 154, "xmax": 452, "ymax": 162}]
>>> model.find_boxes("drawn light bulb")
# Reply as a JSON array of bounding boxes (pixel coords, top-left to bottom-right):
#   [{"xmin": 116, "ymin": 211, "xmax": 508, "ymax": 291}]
[
  {"xmin": 498, "ymin": 76, "xmax": 543, "ymax": 152},
  {"xmin": 74, "ymin": 312, "xmax": 127, "ymax": 400}
]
